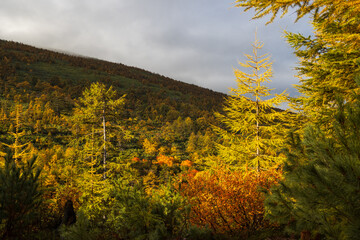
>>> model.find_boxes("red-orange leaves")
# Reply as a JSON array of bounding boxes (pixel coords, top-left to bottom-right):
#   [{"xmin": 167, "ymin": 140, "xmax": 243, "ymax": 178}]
[
  {"xmin": 180, "ymin": 168, "xmax": 281, "ymax": 237},
  {"xmin": 154, "ymin": 154, "xmax": 174, "ymax": 167}
]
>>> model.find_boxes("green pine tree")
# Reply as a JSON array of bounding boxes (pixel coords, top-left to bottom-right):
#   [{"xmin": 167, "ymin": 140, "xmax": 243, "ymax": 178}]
[
  {"xmin": 0, "ymin": 152, "xmax": 42, "ymax": 239},
  {"xmin": 265, "ymin": 95, "xmax": 360, "ymax": 239}
]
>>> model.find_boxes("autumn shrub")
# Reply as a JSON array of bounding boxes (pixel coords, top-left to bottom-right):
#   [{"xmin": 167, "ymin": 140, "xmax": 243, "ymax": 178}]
[{"xmin": 180, "ymin": 168, "xmax": 281, "ymax": 238}]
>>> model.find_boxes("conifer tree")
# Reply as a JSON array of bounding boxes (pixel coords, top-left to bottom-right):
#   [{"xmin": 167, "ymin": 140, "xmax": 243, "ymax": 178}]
[
  {"xmin": 70, "ymin": 82, "xmax": 125, "ymax": 223},
  {"xmin": 2, "ymin": 104, "xmax": 34, "ymax": 166},
  {"xmin": 72, "ymin": 82, "xmax": 125, "ymax": 179},
  {"xmin": 0, "ymin": 149, "xmax": 42, "ymax": 239},
  {"xmin": 265, "ymin": 96, "xmax": 360, "ymax": 239},
  {"xmin": 214, "ymin": 37, "xmax": 291, "ymax": 171}
]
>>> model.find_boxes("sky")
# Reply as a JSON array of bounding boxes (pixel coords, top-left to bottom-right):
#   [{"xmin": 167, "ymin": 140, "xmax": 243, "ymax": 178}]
[{"xmin": 0, "ymin": 0, "xmax": 313, "ymax": 97}]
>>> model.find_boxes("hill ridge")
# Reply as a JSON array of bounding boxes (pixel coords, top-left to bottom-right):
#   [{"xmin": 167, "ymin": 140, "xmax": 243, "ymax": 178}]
[{"xmin": 0, "ymin": 39, "xmax": 225, "ymax": 99}]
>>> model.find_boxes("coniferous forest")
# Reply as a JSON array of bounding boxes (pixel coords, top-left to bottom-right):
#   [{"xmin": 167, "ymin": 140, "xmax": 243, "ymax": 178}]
[{"xmin": 1, "ymin": 1, "xmax": 360, "ymax": 239}]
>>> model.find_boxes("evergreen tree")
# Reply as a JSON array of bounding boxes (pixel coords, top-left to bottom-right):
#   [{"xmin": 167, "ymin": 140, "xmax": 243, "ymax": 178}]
[
  {"xmin": 0, "ymin": 152, "xmax": 42, "ymax": 239},
  {"xmin": 108, "ymin": 175, "xmax": 189, "ymax": 239},
  {"xmin": 59, "ymin": 211, "xmax": 95, "ymax": 240},
  {"xmin": 265, "ymin": 96, "xmax": 360, "ymax": 239},
  {"xmin": 214, "ymin": 37, "xmax": 291, "ymax": 171}
]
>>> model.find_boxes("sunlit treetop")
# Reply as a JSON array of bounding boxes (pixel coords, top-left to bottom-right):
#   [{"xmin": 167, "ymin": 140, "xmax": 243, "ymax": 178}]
[{"xmin": 233, "ymin": 0, "xmax": 360, "ymax": 25}]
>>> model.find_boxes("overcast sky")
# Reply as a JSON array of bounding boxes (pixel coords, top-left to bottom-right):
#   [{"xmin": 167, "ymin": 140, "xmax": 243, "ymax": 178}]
[{"xmin": 0, "ymin": 0, "xmax": 313, "ymax": 97}]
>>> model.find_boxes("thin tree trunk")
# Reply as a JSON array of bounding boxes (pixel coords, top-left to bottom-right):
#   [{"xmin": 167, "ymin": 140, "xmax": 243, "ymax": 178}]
[
  {"xmin": 91, "ymin": 127, "xmax": 94, "ymax": 194},
  {"xmin": 103, "ymin": 110, "xmax": 107, "ymax": 180},
  {"xmin": 256, "ymin": 98, "xmax": 260, "ymax": 172}
]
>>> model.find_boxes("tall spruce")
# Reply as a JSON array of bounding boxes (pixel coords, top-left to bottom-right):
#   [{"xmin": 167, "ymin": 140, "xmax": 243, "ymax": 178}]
[{"xmin": 214, "ymin": 37, "xmax": 291, "ymax": 171}]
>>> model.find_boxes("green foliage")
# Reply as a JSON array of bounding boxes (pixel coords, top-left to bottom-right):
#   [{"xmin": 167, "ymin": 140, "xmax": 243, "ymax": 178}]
[
  {"xmin": 108, "ymin": 174, "xmax": 190, "ymax": 239},
  {"xmin": 150, "ymin": 183, "xmax": 191, "ymax": 237},
  {"xmin": 233, "ymin": 0, "xmax": 360, "ymax": 25},
  {"xmin": 265, "ymin": 97, "xmax": 360, "ymax": 239},
  {"xmin": 185, "ymin": 225, "xmax": 214, "ymax": 240},
  {"xmin": 70, "ymin": 82, "xmax": 126, "ymax": 209},
  {"xmin": 78, "ymin": 178, "xmax": 113, "ymax": 224},
  {"xmin": 0, "ymin": 152, "xmax": 42, "ymax": 239},
  {"xmin": 74, "ymin": 82, "xmax": 125, "ymax": 125},
  {"xmin": 231, "ymin": 3, "xmax": 360, "ymax": 236},
  {"xmin": 59, "ymin": 211, "xmax": 96, "ymax": 240},
  {"xmin": 108, "ymin": 175, "xmax": 153, "ymax": 239}
]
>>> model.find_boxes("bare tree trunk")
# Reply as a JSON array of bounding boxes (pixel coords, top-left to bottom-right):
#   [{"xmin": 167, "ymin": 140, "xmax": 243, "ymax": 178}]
[
  {"xmin": 256, "ymin": 99, "xmax": 260, "ymax": 172},
  {"xmin": 103, "ymin": 110, "xmax": 107, "ymax": 180}
]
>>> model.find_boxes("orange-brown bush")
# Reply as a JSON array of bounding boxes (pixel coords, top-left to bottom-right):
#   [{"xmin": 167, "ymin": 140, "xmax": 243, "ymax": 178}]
[{"xmin": 180, "ymin": 168, "xmax": 281, "ymax": 237}]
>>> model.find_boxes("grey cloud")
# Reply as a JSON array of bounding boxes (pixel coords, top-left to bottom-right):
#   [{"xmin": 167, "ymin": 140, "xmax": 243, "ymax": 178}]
[{"xmin": 0, "ymin": 0, "xmax": 313, "ymax": 99}]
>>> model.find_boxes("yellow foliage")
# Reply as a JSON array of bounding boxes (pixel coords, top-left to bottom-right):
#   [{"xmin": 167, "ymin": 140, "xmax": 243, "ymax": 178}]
[
  {"xmin": 214, "ymin": 37, "xmax": 294, "ymax": 171},
  {"xmin": 142, "ymin": 138, "xmax": 157, "ymax": 155},
  {"xmin": 143, "ymin": 171, "xmax": 158, "ymax": 195}
]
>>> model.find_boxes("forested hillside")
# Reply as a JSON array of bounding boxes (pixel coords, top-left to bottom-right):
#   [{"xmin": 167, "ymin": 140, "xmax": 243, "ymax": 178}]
[
  {"xmin": 0, "ymin": 35, "xmax": 295, "ymax": 239},
  {"xmin": 0, "ymin": 38, "xmax": 226, "ymax": 172},
  {"xmin": 0, "ymin": 39, "xmax": 228, "ymax": 239}
]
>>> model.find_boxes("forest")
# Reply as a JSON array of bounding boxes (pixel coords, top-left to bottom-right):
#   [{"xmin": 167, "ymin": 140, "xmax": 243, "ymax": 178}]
[{"xmin": 1, "ymin": 1, "xmax": 360, "ymax": 239}]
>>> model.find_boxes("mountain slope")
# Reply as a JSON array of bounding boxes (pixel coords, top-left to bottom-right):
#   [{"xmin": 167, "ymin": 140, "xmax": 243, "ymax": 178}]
[
  {"xmin": 0, "ymin": 39, "xmax": 225, "ymax": 119},
  {"xmin": 0, "ymin": 38, "xmax": 223, "ymax": 170}
]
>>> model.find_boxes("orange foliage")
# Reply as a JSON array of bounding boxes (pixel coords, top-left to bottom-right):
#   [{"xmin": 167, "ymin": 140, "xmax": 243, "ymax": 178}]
[
  {"xmin": 180, "ymin": 168, "xmax": 281, "ymax": 237},
  {"xmin": 154, "ymin": 154, "xmax": 174, "ymax": 167},
  {"xmin": 131, "ymin": 157, "xmax": 148, "ymax": 163},
  {"xmin": 131, "ymin": 157, "xmax": 141, "ymax": 162},
  {"xmin": 180, "ymin": 160, "xmax": 193, "ymax": 167}
]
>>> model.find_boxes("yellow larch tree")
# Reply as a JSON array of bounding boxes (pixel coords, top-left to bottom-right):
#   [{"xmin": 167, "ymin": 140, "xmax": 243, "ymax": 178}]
[
  {"xmin": 214, "ymin": 37, "xmax": 294, "ymax": 171},
  {"xmin": 2, "ymin": 104, "xmax": 34, "ymax": 165}
]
